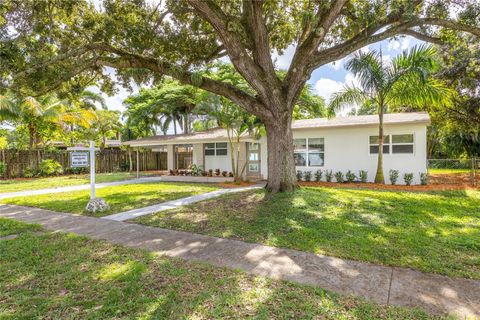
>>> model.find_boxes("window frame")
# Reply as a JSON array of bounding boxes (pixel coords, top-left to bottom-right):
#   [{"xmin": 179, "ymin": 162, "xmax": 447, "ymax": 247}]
[
  {"xmin": 294, "ymin": 137, "xmax": 325, "ymax": 167},
  {"xmin": 368, "ymin": 134, "xmax": 415, "ymax": 155},
  {"xmin": 204, "ymin": 142, "xmax": 228, "ymax": 156}
]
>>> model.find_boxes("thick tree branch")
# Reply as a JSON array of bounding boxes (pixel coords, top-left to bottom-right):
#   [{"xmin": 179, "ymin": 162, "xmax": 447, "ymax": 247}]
[
  {"xmin": 403, "ymin": 30, "xmax": 442, "ymax": 45},
  {"xmin": 242, "ymin": 0, "xmax": 276, "ymax": 78},
  {"xmin": 186, "ymin": 0, "xmax": 276, "ymax": 105},
  {"xmin": 284, "ymin": 0, "xmax": 349, "ymax": 108}
]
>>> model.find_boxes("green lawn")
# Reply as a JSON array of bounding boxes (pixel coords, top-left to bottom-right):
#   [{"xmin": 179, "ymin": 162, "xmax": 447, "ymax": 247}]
[
  {"xmin": 2, "ymin": 182, "xmax": 218, "ymax": 217},
  {"xmin": 0, "ymin": 218, "xmax": 442, "ymax": 319},
  {"xmin": 133, "ymin": 187, "xmax": 480, "ymax": 279},
  {"xmin": 429, "ymin": 168, "xmax": 471, "ymax": 174},
  {"xmin": 0, "ymin": 172, "xmax": 152, "ymax": 194}
]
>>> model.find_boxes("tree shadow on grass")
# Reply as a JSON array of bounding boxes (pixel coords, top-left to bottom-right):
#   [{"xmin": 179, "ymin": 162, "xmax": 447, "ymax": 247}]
[
  {"xmin": 134, "ymin": 187, "xmax": 480, "ymax": 279},
  {"xmin": 0, "ymin": 228, "xmax": 436, "ymax": 319}
]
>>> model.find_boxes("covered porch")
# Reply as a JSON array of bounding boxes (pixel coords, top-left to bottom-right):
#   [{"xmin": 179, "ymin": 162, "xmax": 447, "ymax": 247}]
[{"xmin": 124, "ymin": 128, "xmax": 267, "ymax": 181}]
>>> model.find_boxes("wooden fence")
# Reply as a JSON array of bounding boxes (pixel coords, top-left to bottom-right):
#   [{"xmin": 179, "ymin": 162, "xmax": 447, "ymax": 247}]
[{"xmin": 0, "ymin": 149, "xmax": 167, "ymax": 178}]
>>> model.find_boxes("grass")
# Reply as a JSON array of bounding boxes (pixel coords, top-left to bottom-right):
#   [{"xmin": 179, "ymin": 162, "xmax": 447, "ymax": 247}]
[
  {"xmin": 0, "ymin": 218, "xmax": 443, "ymax": 319},
  {"xmin": 2, "ymin": 182, "xmax": 218, "ymax": 217},
  {"xmin": 428, "ymin": 168, "xmax": 471, "ymax": 174},
  {"xmin": 0, "ymin": 172, "xmax": 152, "ymax": 194},
  {"xmin": 133, "ymin": 187, "xmax": 480, "ymax": 279}
]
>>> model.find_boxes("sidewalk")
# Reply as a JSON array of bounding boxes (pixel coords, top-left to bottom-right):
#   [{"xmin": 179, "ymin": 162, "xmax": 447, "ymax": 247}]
[
  {"xmin": 0, "ymin": 177, "xmax": 165, "ymax": 200},
  {"xmin": 0, "ymin": 204, "xmax": 478, "ymax": 318}
]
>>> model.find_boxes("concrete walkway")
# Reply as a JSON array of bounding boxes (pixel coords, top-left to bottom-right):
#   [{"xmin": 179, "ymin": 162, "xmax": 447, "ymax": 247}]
[
  {"xmin": 0, "ymin": 204, "xmax": 478, "ymax": 318},
  {"xmin": 102, "ymin": 184, "xmax": 264, "ymax": 221},
  {"xmin": 0, "ymin": 177, "xmax": 166, "ymax": 200}
]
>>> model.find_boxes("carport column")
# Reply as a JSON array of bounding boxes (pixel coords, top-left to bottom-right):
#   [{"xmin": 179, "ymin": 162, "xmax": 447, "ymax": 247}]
[
  {"xmin": 167, "ymin": 144, "xmax": 175, "ymax": 170},
  {"xmin": 136, "ymin": 147, "xmax": 140, "ymax": 179}
]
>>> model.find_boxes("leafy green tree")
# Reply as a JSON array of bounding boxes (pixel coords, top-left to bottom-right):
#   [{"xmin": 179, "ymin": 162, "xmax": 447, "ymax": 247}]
[
  {"xmin": 80, "ymin": 109, "xmax": 122, "ymax": 148},
  {"xmin": 329, "ymin": 45, "xmax": 451, "ymax": 183},
  {"xmin": 2, "ymin": 1, "xmax": 480, "ymax": 191},
  {"xmin": 123, "ymin": 79, "xmax": 198, "ymax": 136}
]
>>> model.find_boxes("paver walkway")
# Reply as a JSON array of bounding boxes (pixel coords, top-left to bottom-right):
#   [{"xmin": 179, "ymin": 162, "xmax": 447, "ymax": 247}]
[
  {"xmin": 102, "ymin": 184, "xmax": 264, "ymax": 221},
  {"xmin": 0, "ymin": 176, "xmax": 166, "ymax": 200},
  {"xmin": 0, "ymin": 204, "xmax": 478, "ymax": 318}
]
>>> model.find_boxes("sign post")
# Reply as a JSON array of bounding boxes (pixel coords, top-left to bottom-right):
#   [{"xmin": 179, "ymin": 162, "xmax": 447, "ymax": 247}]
[{"xmin": 68, "ymin": 141, "xmax": 108, "ymax": 212}]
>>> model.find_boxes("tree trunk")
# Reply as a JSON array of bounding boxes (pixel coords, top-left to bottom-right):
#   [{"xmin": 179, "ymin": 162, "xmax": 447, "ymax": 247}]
[
  {"xmin": 375, "ymin": 109, "xmax": 385, "ymax": 184},
  {"xmin": 265, "ymin": 114, "xmax": 297, "ymax": 193}
]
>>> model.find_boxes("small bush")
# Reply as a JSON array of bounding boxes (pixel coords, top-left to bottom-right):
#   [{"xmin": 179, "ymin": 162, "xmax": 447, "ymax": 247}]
[
  {"xmin": 419, "ymin": 172, "xmax": 428, "ymax": 185},
  {"xmin": 325, "ymin": 170, "xmax": 333, "ymax": 182},
  {"xmin": 304, "ymin": 171, "xmax": 312, "ymax": 182},
  {"xmin": 389, "ymin": 169, "xmax": 399, "ymax": 185},
  {"xmin": 222, "ymin": 171, "xmax": 227, "ymax": 177},
  {"xmin": 208, "ymin": 169, "xmax": 213, "ymax": 177},
  {"xmin": 39, "ymin": 159, "xmax": 63, "ymax": 176},
  {"xmin": 296, "ymin": 170, "xmax": 303, "ymax": 181},
  {"xmin": 314, "ymin": 169, "xmax": 322, "ymax": 182},
  {"xmin": 228, "ymin": 172, "xmax": 234, "ymax": 177},
  {"xmin": 23, "ymin": 166, "xmax": 37, "ymax": 178},
  {"xmin": 215, "ymin": 168, "xmax": 220, "ymax": 176},
  {"xmin": 345, "ymin": 170, "xmax": 356, "ymax": 183},
  {"xmin": 334, "ymin": 171, "xmax": 344, "ymax": 183},
  {"xmin": 0, "ymin": 162, "xmax": 6, "ymax": 176},
  {"xmin": 404, "ymin": 172, "xmax": 414, "ymax": 186},
  {"xmin": 191, "ymin": 164, "xmax": 201, "ymax": 176},
  {"xmin": 359, "ymin": 170, "xmax": 368, "ymax": 183}
]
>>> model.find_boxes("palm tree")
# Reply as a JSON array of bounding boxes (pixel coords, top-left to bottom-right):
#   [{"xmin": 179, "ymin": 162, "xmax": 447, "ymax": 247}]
[{"xmin": 329, "ymin": 45, "xmax": 451, "ymax": 183}]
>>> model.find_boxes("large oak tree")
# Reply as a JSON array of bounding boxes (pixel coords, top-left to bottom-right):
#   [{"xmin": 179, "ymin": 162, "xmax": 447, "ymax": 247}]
[{"xmin": 1, "ymin": 0, "xmax": 480, "ymax": 192}]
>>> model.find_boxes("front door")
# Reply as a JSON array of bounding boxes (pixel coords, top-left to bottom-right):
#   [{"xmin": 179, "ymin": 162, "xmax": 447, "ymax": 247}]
[{"xmin": 246, "ymin": 142, "xmax": 261, "ymax": 177}]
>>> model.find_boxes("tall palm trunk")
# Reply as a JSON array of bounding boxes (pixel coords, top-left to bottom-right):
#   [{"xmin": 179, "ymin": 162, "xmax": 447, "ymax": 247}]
[
  {"xmin": 375, "ymin": 106, "xmax": 385, "ymax": 183},
  {"xmin": 173, "ymin": 118, "xmax": 177, "ymax": 135}
]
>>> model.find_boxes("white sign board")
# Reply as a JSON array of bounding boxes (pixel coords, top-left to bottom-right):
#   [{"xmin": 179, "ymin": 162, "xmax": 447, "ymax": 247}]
[{"xmin": 70, "ymin": 152, "xmax": 89, "ymax": 168}]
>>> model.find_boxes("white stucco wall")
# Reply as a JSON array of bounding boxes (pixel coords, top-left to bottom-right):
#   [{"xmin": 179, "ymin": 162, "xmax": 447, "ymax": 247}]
[
  {"xmin": 203, "ymin": 142, "xmax": 232, "ymax": 172},
  {"xmin": 290, "ymin": 123, "xmax": 428, "ymax": 184},
  {"xmin": 192, "ymin": 143, "xmax": 204, "ymax": 169}
]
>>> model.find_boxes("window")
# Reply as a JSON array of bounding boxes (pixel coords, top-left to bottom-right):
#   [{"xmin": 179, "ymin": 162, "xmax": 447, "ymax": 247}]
[
  {"xmin": 369, "ymin": 135, "xmax": 390, "ymax": 154},
  {"xmin": 392, "ymin": 134, "xmax": 414, "ymax": 154},
  {"xmin": 294, "ymin": 138, "xmax": 324, "ymax": 167},
  {"xmin": 308, "ymin": 138, "xmax": 324, "ymax": 167},
  {"xmin": 294, "ymin": 139, "xmax": 307, "ymax": 166},
  {"xmin": 204, "ymin": 142, "xmax": 228, "ymax": 156},
  {"xmin": 369, "ymin": 134, "xmax": 414, "ymax": 154}
]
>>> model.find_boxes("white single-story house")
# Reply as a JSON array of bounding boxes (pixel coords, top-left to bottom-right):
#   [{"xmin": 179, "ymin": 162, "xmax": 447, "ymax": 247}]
[{"xmin": 124, "ymin": 112, "xmax": 430, "ymax": 184}]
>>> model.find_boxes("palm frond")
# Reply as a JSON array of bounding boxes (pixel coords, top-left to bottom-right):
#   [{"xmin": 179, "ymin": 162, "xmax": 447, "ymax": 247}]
[{"xmin": 328, "ymin": 86, "xmax": 367, "ymax": 117}]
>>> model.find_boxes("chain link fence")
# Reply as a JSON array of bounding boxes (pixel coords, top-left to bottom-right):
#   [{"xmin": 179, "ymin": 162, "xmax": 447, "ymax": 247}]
[{"xmin": 427, "ymin": 158, "xmax": 479, "ymax": 186}]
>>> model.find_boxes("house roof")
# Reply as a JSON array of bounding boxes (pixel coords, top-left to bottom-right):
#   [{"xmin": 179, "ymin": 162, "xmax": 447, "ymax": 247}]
[{"xmin": 124, "ymin": 112, "xmax": 430, "ymax": 147}]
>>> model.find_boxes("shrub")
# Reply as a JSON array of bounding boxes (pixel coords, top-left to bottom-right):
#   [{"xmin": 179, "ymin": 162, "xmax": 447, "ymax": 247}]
[
  {"xmin": 201, "ymin": 170, "xmax": 208, "ymax": 177},
  {"xmin": 325, "ymin": 170, "xmax": 333, "ymax": 182},
  {"xmin": 215, "ymin": 168, "xmax": 220, "ymax": 176},
  {"xmin": 359, "ymin": 170, "xmax": 368, "ymax": 183},
  {"xmin": 208, "ymin": 169, "xmax": 213, "ymax": 177},
  {"xmin": 296, "ymin": 170, "xmax": 303, "ymax": 181},
  {"xmin": 420, "ymin": 172, "xmax": 429, "ymax": 185},
  {"xmin": 0, "ymin": 162, "xmax": 6, "ymax": 176},
  {"xmin": 191, "ymin": 164, "xmax": 201, "ymax": 176},
  {"xmin": 222, "ymin": 171, "xmax": 227, "ymax": 177},
  {"xmin": 39, "ymin": 159, "xmax": 63, "ymax": 176},
  {"xmin": 389, "ymin": 169, "xmax": 399, "ymax": 185},
  {"xmin": 228, "ymin": 172, "xmax": 234, "ymax": 177},
  {"xmin": 23, "ymin": 166, "xmax": 37, "ymax": 178},
  {"xmin": 345, "ymin": 170, "xmax": 356, "ymax": 183},
  {"xmin": 304, "ymin": 171, "xmax": 312, "ymax": 182},
  {"xmin": 334, "ymin": 171, "xmax": 344, "ymax": 183},
  {"xmin": 314, "ymin": 169, "xmax": 322, "ymax": 182},
  {"xmin": 404, "ymin": 172, "xmax": 414, "ymax": 186}
]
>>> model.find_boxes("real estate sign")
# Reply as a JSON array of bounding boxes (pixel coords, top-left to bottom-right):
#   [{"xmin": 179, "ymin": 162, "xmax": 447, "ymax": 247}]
[{"xmin": 70, "ymin": 152, "xmax": 89, "ymax": 168}]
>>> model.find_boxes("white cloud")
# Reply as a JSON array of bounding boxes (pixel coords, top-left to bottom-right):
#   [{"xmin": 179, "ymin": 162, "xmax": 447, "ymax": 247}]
[
  {"xmin": 313, "ymin": 78, "xmax": 344, "ymax": 103},
  {"xmin": 387, "ymin": 40, "xmax": 400, "ymax": 51},
  {"xmin": 273, "ymin": 44, "xmax": 296, "ymax": 70},
  {"xmin": 401, "ymin": 37, "xmax": 411, "ymax": 50}
]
